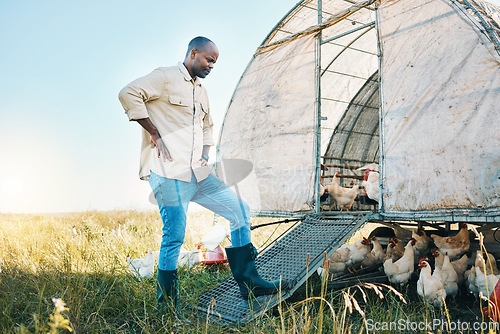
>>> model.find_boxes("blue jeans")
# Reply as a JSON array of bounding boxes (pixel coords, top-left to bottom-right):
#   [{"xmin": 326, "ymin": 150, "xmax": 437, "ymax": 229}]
[{"xmin": 149, "ymin": 172, "xmax": 252, "ymax": 271}]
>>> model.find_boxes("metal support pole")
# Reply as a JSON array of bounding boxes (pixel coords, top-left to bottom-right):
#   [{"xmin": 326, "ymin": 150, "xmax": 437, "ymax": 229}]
[{"xmin": 315, "ymin": 0, "xmax": 323, "ymax": 213}]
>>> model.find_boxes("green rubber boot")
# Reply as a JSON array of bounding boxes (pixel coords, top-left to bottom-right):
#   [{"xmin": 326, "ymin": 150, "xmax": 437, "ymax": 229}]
[
  {"xmin": 157, "ymin": 269, "xmax": 190, "ymax": 323},
  {"xmin": 226, "ymin": 243, "xmax": 287, "ymax": 300}
]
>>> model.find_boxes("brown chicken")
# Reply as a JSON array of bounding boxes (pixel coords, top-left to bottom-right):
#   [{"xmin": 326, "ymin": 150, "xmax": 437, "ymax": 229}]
[
  {"xmin": 431, "ymin": 223, "xmax": 470, "ymax": 260},
  {"xmin": 385, "ymin": 237, "xmax": 405, "ymax": 262},
  {"xmin": 326, "ymin": 171, "xmax": 359, "ymax": 211},
  {"xmin": 360, "ymin": 236, "xmax": 385, "ymax": 268},
  {"xmin": 412, "ymin": 228, "xmax": 431, "ymax": 257},
  {"xmin": 328, "ymin": 237, "xmax": 371, "ymax": 275}
]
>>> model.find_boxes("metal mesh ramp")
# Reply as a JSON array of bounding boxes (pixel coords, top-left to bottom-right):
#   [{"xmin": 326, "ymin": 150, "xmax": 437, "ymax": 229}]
[{"xmin": 197, "ymin": 212, "xmax": 372, "ymax": 324}]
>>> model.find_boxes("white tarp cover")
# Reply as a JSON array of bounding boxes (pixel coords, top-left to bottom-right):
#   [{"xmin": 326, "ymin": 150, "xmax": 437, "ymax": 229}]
[
  {"xmin": 217, "ymin": 36, "xmax": 317, "ymax": 213},
  {"xmin": 217, "ymin": 0, "xmax": 377, "ymax": 214},
  {"xmin": 378, "ymin": 0, "xmax": 500, "ymax": 215}
]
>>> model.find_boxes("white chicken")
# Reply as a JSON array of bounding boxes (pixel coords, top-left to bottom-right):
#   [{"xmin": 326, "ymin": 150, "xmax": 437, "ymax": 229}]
[
  {"xmin": 111, "ymin": 225, "xmax": 122, "ymax": 237},
  {"xmin": 431, "ymin": 223, "xmax": 470, "ymax": 260},
  {"xmin": 475, "ymin": 265, "xmax": 500, "ymax": 299},
  {"xmin": 127, "ymin": 248, "xmax": 155, "ymax": 280},
  {"xmin": 152, "ymin": 246, "xmax": 201, "ymax": 269},
  {"xmin": 326, "ymin": 172, "xmax": 359, "ymax": 211},
  {"xmin": 464, "ymin": 266, "xmax": 479, "ymax": 297},
  {"xmin": 362, "ymin": 170, "xmax": 379, "ymax": 202},
  {"xmin": 417, "ymin": 259, "xmax": 447, "ymax": 308},
  {"xmin": 68, "ymin": 225, "xmax": 78, "ymax": 237},
  {"xmin": 328, "ymin": 237, "xmax": 371, "ymax": 275},
  {"xmin": 360, "ymin": 236, "xmax": 385, "ymax": 268},
  {"xmin": 434, "ymin": 253, "xmax": 459, "ymax": 299},
  {"xmin": 177, "ymin": 246, "xmax": 201, "ymax": 269},
  {"xmin": 433, "ymin": 249, "xmax": 467, "ymax": 284},
  {"xmin": 383, "ymin": 238, "xmax": 416, "ymax": 287},
  {"xmin": 475, "ymin": 252, "xmax": 500, "ymax": 298},
  {"xmin": 412, "ymin": 228, "xmax": 431, "ymax": 257}
]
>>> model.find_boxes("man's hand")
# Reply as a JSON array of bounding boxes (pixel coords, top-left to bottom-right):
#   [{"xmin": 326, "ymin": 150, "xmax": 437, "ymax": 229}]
[
  {"xmin": 150, "ymin": 134, "xmax": 173, "ymax": 162},
  {"xmin": 200, "ymin": 156, "xmax": 208, "ymax": 167}
]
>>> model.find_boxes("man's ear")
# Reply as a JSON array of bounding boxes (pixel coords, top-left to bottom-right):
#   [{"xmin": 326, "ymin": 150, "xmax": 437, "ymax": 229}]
[{"xmin": 190, "ymin": 49, "xmax": 197, "ymax": 59}]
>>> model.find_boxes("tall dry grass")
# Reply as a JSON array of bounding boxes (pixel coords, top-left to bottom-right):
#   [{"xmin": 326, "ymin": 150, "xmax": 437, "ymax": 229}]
[{"xmin": 0, "ymin": 210, "xmax": 489, "ymax": 333}]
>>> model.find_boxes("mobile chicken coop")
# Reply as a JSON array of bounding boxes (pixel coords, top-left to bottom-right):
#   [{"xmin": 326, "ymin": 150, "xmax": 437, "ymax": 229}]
[{"xmin": 198, "ymin": 0, "xmax": 500, "ymax": 323}]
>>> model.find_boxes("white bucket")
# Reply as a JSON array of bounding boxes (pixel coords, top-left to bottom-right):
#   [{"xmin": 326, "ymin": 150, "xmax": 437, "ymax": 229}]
[{"xmin": 201, "ymin": 222, "xmax": 230, "ymax": 251}]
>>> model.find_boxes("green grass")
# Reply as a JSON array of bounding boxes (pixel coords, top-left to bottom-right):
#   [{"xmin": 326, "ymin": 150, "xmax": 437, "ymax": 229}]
[{"xmin": 0, "ymin": 210, "xmax": 492, "ymax": 333}]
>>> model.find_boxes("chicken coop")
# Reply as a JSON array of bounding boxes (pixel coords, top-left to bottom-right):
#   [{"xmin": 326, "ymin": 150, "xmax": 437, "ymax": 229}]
[{"xmin": 198, "ymin": 0, "xmax": 500, "ymax": 323}]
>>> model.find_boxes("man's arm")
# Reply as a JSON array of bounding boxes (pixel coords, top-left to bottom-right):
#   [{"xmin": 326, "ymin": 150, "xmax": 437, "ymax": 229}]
[
  {"xmin": 135, "ymin": 118, "xmax": 172, "ymax": 162},
  {"xmin": 200, "ymin": 145, "xmax": 211, "ymax": 166}
]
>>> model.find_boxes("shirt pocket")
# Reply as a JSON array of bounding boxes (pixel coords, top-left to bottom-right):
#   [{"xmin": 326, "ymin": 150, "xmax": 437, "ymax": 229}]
[
  {"xmin": 167, "ymin": 95, "xmax": 193, "ymax": 126},
  {"xmin": 168, "ymin": 95, "xmax": 190, "ymax": 109}
]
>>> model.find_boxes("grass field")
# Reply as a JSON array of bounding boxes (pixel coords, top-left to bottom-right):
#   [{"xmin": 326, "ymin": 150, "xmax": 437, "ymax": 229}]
[{"xmin": 0, "ymin": 210, "xmax": 495, "ymax": 333}]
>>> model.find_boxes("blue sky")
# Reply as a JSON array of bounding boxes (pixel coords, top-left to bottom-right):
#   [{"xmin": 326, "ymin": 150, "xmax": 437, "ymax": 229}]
[
  {"xmin": 1, "ymin": 0, "xmax": 499, "ymax": 213},
  {"xmin": 0, "ymin": 0, "xmax": 298, "ymax": 213}
]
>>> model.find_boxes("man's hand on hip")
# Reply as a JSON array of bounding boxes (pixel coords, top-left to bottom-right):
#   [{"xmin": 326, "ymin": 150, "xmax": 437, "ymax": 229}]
[{"xmin": 150, "ymin": 134, "xmax": 173, "ymax": 162}]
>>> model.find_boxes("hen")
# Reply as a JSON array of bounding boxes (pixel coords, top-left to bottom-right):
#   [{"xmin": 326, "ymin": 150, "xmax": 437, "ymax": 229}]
[
  {"xmin": 464, "ymin": 266, "xmax": 479, "ymax": 297},
  {"xmin": 385, "ymin": 238, "xmax": 405, "ymax": 262},
  {"xmin": 127, "ymin": 248, "xmax": 155, "ymax": 280},
  {"xmin": 383, "ymin": 238, "xmax": 416, "ymax": 287},
  {"xmin": 475, "ymin": 251, "xmax": 500, "ymax": 275},
  {"xmin": 177, "ymin": 246, "xmax": 201, "ymax": 269},
  {"xmin": 326, "ymin": 171, "xmax": 359, "ymax": 211},
  {"xmin": 360, "ymin": 236, "xmax": 385, "ymax": 268},
  {"xmin": 362, "ymin": 170, "xmax": 379, "ymax": 202},
  {"xmin": 433, "ymin": 249, "xmax": 467, "ymax": 284},
  {"xmin": 328, "ymin": 237, "xmax": 371, "ymax": 275},
  {"xmin": 431, "ymin": 223, "xmax": 470, "ymax": 260},
  {"xmin": 417, "ymin": 259, "xmax": 447, "ymax": 308},
  {"xmin": 412, "ymin": 228, "xmax": 431, "ymax": 257},
  {"xmin": 434, "ymin": 253, "xmax": 459, "ymax": 299},
  {"xmin": 475, "ymin": 252, "xmax": 500, "ymax": 298}
]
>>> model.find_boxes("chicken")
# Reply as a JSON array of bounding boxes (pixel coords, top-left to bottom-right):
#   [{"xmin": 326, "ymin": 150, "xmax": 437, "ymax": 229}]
[
  {"xmin": 430, "ymin": 223, "xmax": 470, "ymax": 260},
  {"xmin": 328, "ymin": 237, "xmax": 371, "ymax": 275},
  {"xmin": 127, "ymin": 248, "xmax": 155, "ymax": 280},
  {"xmin": 111, "ymin": 225, "xmax": 122, "ymax": 237},
  {"xmin": 178, "ymin": 246, "xmax": 201, "ymax": 269},
  {"xmin": 475, "ymin": 264, "xmax": 500, "ymax": 299},
  {"xmin": 464, "ymin": 266, "xmax": 479, "ymax": 297},
  {"xmin": 412, "ymin": 228, "xmax": 431, "ymax": 257},
  {"xmin": 383, "ymin": 238, "xmax": 416, "ymax": 287},
  {"xmin": 362, "ymin": 170, "xmax": 379, "ymax": 202},
  {"xmin": 474, "ymin": 251, "xmax": 500, "ymax": 275},
  {"xmin": 326, "ymin": 171, "xmax": 359, "ymax": 211},
  {"xmin": 433, "ymin": 249, "xmax": 467, "ymax": 284},
  {"xmin": 360, "ymin": 236, "xmax": 385, "ymax": 268},
  {"xmin": 417, "ymin": 259, "xmax": 447, "ymax": 308},
  {"xmin": 68, "ymin": 225, "xmax": 78, "ymax": 237},
  {"xmin": 385, "ymin": 238, "xmax": 405, "ymax": 262},
  {"xmin": 475, "ymin": 252, "xmax": 500, "ymax": 298},
  {"xmin": 434, "ymin": 253, "xmax": 459, "ymax": 299}
]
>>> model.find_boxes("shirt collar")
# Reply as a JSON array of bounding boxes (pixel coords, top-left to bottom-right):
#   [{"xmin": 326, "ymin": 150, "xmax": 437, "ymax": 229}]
[{"xmin": 177, "ymin": 62, "xmax": 202, "ymax": 86}]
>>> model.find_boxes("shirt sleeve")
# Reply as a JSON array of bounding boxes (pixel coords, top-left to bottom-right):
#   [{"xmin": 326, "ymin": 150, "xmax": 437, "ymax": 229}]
[
  {"xmin": 203, "ymin": 107, "xmax": 215, "ymax": 146},
  {"xmin": 118, "ymin": 68, "xmax": 166, "ymax": 121}
]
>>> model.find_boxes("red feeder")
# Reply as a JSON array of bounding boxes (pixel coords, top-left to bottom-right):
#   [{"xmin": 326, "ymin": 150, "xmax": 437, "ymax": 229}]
[
  {"xmin": 199, "ymin": 245, "xmax": 228, "ymax": 265},
  {"xmin": 482, "ymin": 278, "xmax": 500, "ymax": 322}
]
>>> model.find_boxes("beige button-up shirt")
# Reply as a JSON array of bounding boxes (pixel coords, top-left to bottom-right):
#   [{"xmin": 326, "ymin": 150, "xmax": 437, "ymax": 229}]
[{"xmin": 119, "ymin": 62, "xmax": 215, "ymax": 182}]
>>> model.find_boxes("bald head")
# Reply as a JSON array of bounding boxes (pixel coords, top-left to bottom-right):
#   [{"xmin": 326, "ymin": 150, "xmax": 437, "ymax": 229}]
[
  {"xmin": 183, "ymin": 36, "xmax": 219, "ymax": 79},
  {"xmin": 185, "ymin": 36, "xmax": 216, "ymax": 58}
]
